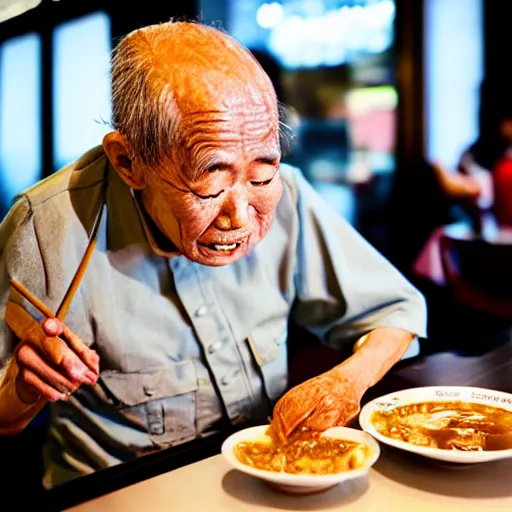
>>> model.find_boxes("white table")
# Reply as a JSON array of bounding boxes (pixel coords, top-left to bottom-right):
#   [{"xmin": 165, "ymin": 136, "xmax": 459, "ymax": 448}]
[
  {"xmin": 60, "ymin": 341, "xmax": 512, "ymax": 512},
  {"xmin": 66, "ymin": 450, "xmax": 512, "ymax": 511}
]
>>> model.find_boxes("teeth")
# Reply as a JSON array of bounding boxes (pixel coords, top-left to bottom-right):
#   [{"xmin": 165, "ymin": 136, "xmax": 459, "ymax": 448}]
[{"xmin": 213, "ymin": 243, "xmax": 237, "ymax": 251}]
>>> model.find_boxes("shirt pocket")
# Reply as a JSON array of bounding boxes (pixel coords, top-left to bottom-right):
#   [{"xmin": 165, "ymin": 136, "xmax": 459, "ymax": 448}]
[
  {"xmin": 247, "ymin": 317, "xmax": 288, "ymax": 403},
  {"xmin": 99, "ymin": 360, "xmax": 198, "ymax": 447}
]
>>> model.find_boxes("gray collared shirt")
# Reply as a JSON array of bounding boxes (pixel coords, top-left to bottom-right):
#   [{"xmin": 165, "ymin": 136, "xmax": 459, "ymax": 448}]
[{"xmin": 0, "ymin": 146, "xmax": 427, "ymax": 486}]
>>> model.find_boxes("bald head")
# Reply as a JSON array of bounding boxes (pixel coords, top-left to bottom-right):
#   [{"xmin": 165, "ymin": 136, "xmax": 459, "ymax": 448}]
[
  {"xmin": 104, "ymin": 21, "xmax": 284, "ymax": 268},
  {"xmin": 110, "ymin": 21, "xmax": 278, "ymax": 172},
  {"xmin": 130, "ymin": 22, "xmax": 272, "ymax": 93}
]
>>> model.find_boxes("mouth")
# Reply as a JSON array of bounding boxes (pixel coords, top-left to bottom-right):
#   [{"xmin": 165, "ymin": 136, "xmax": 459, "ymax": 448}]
[
  {"xmin": 207, "ymin": 242, "xmax": 241, "ymax": 252},
  {"xmin": 198, "ymin": 238, "xmax": 247, "ymax": 258}
]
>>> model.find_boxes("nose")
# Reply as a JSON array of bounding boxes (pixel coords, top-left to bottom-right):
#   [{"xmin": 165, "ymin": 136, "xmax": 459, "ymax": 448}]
[{"xmin": 214, "ymin": 188, "xmax": 249, "ymax": 231}]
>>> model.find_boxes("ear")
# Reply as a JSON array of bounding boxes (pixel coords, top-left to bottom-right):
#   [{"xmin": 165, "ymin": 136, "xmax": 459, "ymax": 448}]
[{"xmin": 102, "ymin": 131, "xmax": 146, "ymax": 190}]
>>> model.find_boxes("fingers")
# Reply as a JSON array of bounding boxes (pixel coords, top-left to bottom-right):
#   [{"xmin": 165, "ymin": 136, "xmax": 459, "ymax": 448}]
[
  {"xmin": 304, "ymin": 400, "xmax": 360, "ymax": 431},
  {"xmin": 281, "ymin": 408, "xmax": 311, "ymax": 437},
  {"xmin": 60, "ymin": 351, "xmax": 98, "ymax": 385},
  {"xmin": 17, "ymin": 344, "xmax": 79, "ymax": 397},
  {"xmin": 7, "ymin": 303, "xmax": 99, "ymax": 378},
  {"xmin": 18, "ymin": 365, "xmax": 69, "ymax": 402},
  {"xmin": 304, "ymin": 409, "xmax": 346, "ymax": 431},
  {"xmin": 42, "ymin": 319, "xmax": 99, "ymax": 375},
  {"xmin": 272, "ymin": 395, "xmax": 313, "ymax": 442},
  {"xmin": 41, "ymin": 336, "xmax": 97, "ymax": 385},
  {"xmin": 13, "ymin": 318, "xmax": 98, "ymax": 392},
  {"xmin": 62, "ymin": 323, "xmax": 100, "ymax": 374},
  {"xmin": 304, "ymin": 410, "xmax": 339, "ymax": 432},
  {"xmin": 271, "ymin": 381, "xmax": 362, "ymax": 441},
  {"xmin": 40, "ymin": 319, "xmax": 98, "ymax": 382},
  {"xmin": 15, "ymin": 338, "xmax": 97, "ymax": 403},
  {"xmin": 6, "ymin": 301, "xmax": 99, "ymax": 404},
  {"xmin": 269, "ymin": 410, "xmax": 288, "ymax": 444}
]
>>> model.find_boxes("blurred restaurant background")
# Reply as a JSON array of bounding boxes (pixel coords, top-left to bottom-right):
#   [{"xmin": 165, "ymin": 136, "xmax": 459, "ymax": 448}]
[{"xmin": 1, "ymin": 0, "xmax": 512, "ymax": 345}]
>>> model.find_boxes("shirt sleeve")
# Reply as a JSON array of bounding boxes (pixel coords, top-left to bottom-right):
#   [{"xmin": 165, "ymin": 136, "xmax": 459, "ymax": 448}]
[
  {"xmin": 0, "ymin": 195, "xmax": 43, "ymax": 367},
  {"xmin": 286, "ymin": 166, "xmax": 428, "ymax": 348}
]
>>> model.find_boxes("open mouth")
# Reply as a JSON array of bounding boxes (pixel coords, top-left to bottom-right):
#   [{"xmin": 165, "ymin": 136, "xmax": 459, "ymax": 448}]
[
  {"xmin": 198, "ymin": 239, "xmax": 246, "ymax": 254},
  {"xmin": 207, "ymin": 242, "xmax": 241, "ymax": 252}
]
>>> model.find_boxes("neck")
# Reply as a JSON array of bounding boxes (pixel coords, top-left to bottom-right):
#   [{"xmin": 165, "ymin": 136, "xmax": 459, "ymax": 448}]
[{"xmin": 131, "ymin": 189, "xmax": 181, "ymax": 257}]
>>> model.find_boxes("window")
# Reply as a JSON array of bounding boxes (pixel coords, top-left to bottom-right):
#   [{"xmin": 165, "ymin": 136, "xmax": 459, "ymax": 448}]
[
  {"xmin": 52, "ymin": 11, "xmax": 112, "ymax": 169},
  {"xmin": 0, "ymin": 32, "xmax": 42, "ymax": 210},
  {"xmin": 424, "ymin": 0, "xmax": 483, "ymax": 170}
]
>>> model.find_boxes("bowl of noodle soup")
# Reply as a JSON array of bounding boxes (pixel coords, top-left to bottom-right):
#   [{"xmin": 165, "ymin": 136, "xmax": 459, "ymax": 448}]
[
  {"xmin": 221, "ymin": 425, "xmax": 380, "ymax": 494},
  {"xmin": 359, "ymin": 386, "xmax": 512, "ymax": 464}
]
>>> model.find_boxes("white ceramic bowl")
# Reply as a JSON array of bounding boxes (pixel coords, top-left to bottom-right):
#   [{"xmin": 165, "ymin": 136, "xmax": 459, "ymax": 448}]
[
  {"xmin": 221, "ymin": 425, "xmax": 380, "ymax": 494},
  {"xmin": 359, "ymin": 386, "xmax": 512, "ymax": 464}
]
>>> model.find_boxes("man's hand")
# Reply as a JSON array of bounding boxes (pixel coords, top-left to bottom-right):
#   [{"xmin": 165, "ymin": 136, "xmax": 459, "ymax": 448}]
[
  {"xmin": 270, "ymin": 327, "xmax": 415, "ymax": 443},
  {"xmin": 270, "ymin": 367, "xmax": 363, "ymax": 444},
  {"xmin": 5, "ymin": 301, "xmax": 99, "ymax": 403}
]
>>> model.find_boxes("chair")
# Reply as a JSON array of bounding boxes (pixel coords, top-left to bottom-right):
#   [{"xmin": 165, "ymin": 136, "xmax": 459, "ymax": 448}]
[{"xmin": 440, "ymin": 234, "xmax": 512, "ymax": 320}]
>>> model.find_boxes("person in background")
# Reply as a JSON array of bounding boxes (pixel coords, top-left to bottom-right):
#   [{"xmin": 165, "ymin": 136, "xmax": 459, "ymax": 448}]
[
  {"xmin": 458, "ymin": 76, "xmax": 512, "ymax": 228},
  {"xmin": 492, "ymin": 157, "xmax": 512, "ymax": 227}
]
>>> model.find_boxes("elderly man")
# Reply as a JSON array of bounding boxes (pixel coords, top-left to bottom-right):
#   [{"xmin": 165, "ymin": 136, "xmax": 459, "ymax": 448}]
[{"xmin": 0, "ymin": 21, "xmax": 426, "ymax": 486}]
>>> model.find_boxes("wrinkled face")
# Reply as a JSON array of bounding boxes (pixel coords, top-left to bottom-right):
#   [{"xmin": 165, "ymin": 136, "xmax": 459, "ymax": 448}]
[{"xmin": 140, "ymin": 92, "xmax": 283, "ymax": 266}]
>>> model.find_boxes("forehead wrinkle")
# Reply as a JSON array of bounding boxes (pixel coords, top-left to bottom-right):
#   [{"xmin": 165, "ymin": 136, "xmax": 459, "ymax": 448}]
[
  {"xmin": 179, "ymin": 104, "xmax": 278, "ymax": 147},
  {"xmin": 188, "ymin": 140, "xmax": 279, "ymax": 183},
  {"xmin": 180, "ymin": 121, "xmax": 278, "ymax": 182},
  {"xmin": 184, "ymin": 118, "xmax": 278, "ymax": 157},
  {"xmin": 189, "ymin": 142, "xmax": 229, "ymax": 178}
]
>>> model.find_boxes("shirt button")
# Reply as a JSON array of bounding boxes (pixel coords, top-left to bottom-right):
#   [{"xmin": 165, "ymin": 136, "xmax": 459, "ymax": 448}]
[
  {"xmin": 195, "ymin": 306, "xmax": 208, "ymax": 317},
  {"xmin": 221, "ymin": 370, "xmax": 240, "ymax": 386},
  {"xmin": 144, "ymin": 386, "xmax": 155, "ymax": 397},
  {"xmin": 149, "ymin": 422, "xmax": 164, "ymax": 435},
  {"xmin": 208, "ymin": 340, "xmax": 223, "ymax": 354}
]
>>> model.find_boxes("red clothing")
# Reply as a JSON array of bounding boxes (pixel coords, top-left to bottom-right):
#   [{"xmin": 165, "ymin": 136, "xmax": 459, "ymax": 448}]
[{"xmin": 493, "ymin": 156, "xmax": 512, "ymax": 226}]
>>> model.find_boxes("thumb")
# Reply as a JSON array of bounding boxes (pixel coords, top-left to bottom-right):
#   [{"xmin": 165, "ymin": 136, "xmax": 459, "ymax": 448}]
[{"xmin": 43, "ymin": 317, "xmax": 64, "ymax": 337}]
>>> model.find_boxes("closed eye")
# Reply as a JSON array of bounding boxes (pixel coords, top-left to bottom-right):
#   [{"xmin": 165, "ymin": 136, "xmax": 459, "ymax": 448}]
[
  {"xmin": 250, "ymin": 178, "xmax": 274, "ymax": 187},
  {"xmin": 194, "ymin": 190, "xmax": 224, "ymax": 200}
]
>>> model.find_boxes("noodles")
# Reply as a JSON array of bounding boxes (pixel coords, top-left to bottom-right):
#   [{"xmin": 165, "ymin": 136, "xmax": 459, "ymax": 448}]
[
  {"xmin": 371, "ymin": 401, "xmax": 512, "ymax": 451},
  {"xmin": 233, "ymin": 426, "xmax": 370, "ymax": 474}
]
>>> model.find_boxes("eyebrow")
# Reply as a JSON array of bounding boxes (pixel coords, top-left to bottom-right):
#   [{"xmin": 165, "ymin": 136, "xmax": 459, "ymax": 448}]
[{"xmin": 202, "ymin": 153, "xmax": 281, "ymax": 174}]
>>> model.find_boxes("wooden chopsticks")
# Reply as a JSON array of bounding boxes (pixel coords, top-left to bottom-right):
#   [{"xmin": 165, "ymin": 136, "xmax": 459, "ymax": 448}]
[
  {"xmin": 9, "ymin": 202, "xmax": 104, "ymax": 323},
  {"xmin": 54, "ymin": 204, "xmax": 103, "ymax": 321},
  {"xmin": 10, "ymin": 279, "xmax": 56, "ymax": 319}
]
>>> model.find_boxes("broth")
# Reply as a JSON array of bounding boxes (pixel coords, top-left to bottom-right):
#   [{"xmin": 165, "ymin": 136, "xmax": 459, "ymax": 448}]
[
  {"xmin": 371, "ymin": 401, "xmax": 512, "ymax": 451},
  {"xmin": 233, "ymin": 427, "xmax": 370, "ymax": 474}
]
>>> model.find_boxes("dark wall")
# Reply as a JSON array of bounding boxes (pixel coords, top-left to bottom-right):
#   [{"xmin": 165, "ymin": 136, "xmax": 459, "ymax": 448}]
[
  {"xmin": 484, "ymin": 0, "xmax": 512, "ymax": 82},
  {"xmin": 387, "ymin": 0, "xmax": 428, "ymax": 273}
]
